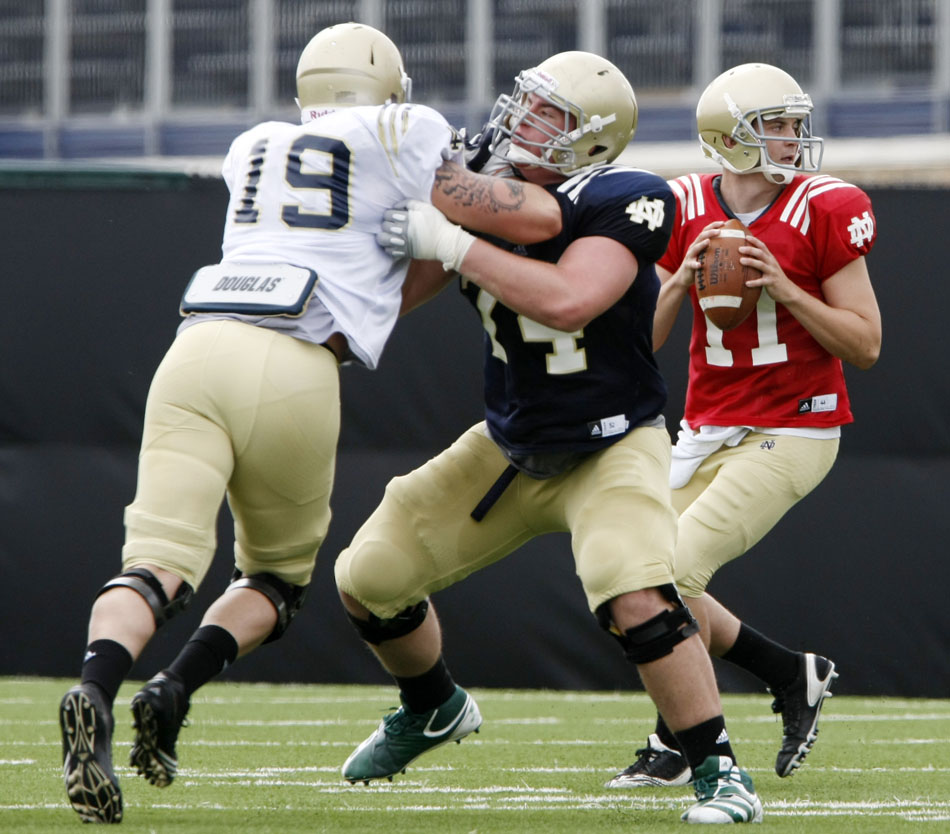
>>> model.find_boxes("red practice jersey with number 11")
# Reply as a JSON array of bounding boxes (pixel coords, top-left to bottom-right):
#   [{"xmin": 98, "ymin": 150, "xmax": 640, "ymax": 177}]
[{"xmin": 660, "ymin": 172, "xmax": 877, "ymax": 430}]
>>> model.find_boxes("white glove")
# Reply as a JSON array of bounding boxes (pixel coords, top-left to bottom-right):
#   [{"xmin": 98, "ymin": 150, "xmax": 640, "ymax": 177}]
[{"xmin": 376, "ymin": 199, "xmax": 476, "ymax": 273}]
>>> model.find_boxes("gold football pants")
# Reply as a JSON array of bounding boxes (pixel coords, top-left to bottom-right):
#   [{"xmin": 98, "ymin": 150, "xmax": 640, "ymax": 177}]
[
  {"xmin": 672, "ymin": 432, "xmax": 839, "ymax": 596},
  {"xmin": 335, "ymin": 422, "xmax": 678, "ymax": 618},
  {"xmin": 122, "ymin": 319, "xmax": 340, "ymax": 589}
]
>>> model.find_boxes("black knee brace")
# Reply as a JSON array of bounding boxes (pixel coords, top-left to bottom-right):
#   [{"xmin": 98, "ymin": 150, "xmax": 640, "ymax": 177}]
[
  {"xmin": 227, "ymin": 570, "xmax": 308, "ymax": 644},
  {"xmin": 345, "ymin": 599, "xmax": 429, "ymax": 645},
  {"xmin": 597, "ymin": 584, "xmax": 699, "ymax": 664},
  {"xmin": 97, "ymin": 567, "xmax": 194, "ymax": 628}
]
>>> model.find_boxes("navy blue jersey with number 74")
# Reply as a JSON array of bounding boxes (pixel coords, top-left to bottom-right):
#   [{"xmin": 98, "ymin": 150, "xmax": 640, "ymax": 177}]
[{"xmin": 460, "ymin": 164, "xmax": 676, "ymax": 471}]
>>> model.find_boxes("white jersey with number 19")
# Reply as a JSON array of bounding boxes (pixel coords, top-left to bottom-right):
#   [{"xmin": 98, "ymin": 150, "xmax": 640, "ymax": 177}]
[{"xmin": 181, "ymin": 103, "xmax": 457, "ymax": 369}]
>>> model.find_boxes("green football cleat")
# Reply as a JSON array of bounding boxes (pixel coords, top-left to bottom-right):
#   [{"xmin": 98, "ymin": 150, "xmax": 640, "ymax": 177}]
[
  {"xmin": 343, "ymin": 685, "xmax": 482, "ymax": 784},
  {"xmin": 681, "ymin": 755, "xmax": 763, "ymax": 824}
]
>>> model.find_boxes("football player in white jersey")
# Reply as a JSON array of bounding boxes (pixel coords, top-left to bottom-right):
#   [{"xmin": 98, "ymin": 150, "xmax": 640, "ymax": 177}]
[
  {"xmin": 605, "ymin": 64, "xmax": 881, "ymax": 789},
  {"xmin": 335, "ymin": 52, "xmax": 763, "ymax": 824},
  {"xmin": 57, "ymin": 23, "xmax": 560, "ymax": 825}
]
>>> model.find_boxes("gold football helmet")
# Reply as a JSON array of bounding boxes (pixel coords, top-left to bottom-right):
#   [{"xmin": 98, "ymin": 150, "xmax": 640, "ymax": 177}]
[
  {"xmin": 696, "ymin": 63, "xmax": 823, "ymax": 184},
  {"xmin": 296, "ymin": 22, "xmax": 411, "ymax": 109},
  {"xmin": 486, "ymin": 51, "xmax": 638, "ymax": 176}
]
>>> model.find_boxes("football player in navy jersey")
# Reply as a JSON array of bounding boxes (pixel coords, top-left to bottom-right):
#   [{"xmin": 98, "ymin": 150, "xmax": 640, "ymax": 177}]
[
  {"xmin": 605, "ymin": 64, "xmax": 880, "ymax": 790},
  {"xmin": 335, "ymin": 52, "xmax": 763, "ymax": 824},
  {"xmin": 57, "ymin": 23, "xmax": 559, "ymax": 825}
]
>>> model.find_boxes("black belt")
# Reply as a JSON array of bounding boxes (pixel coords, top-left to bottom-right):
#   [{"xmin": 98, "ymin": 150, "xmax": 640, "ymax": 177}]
[{"xmin": 470, "ymin": 463, "xmax": 518, "ymax": 522}]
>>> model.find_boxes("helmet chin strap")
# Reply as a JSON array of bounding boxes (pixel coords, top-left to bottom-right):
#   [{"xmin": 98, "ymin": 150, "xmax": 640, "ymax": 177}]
[
  {"xmin": 702, "ymin": 137, "xmax": 796, "ymax": 185},
  {"xmin": 758, "ymin": 145, "xmax": 799, "ymax": 184},
  {"xmin": 763, "ymin": 167, "xmax": 795, "ymax": 185},
  {"xmin": 505, "ymin": 142, "xmax": 558, "ymax": 169},
  {"xmin": 736, "ymin": 156, "xmax": 797, "ymax": 185}
]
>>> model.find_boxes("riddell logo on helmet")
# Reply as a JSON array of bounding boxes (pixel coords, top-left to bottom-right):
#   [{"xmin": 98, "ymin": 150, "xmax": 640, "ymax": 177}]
[{"xmin": 533, "ymin": 70, "xmax": 558, "ymax": 91}]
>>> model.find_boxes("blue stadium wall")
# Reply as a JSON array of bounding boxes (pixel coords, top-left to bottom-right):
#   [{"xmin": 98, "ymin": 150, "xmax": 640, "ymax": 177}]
[{"xmin": 1, "ymin": 170, "xmax": 947, "ymax": 697}]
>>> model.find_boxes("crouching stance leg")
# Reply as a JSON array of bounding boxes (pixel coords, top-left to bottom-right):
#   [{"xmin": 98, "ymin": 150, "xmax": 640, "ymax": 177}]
[
  {"xmin": 599, "ymin": 586, "xmax": 763, "ymax": 823},
  {"xmin": 338, "ymin": 596, "xmax": 482, "ymax": 784}
]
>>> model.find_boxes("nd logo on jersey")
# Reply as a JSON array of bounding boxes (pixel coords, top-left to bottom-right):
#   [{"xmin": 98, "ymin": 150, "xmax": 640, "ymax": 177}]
[
  {"xmin": 848, "ymin": 211, "xmax": 874, "ymax": 247},
  {"xmin": 625, "ymin": 196, "xmax": 666, "ymax": 231}
]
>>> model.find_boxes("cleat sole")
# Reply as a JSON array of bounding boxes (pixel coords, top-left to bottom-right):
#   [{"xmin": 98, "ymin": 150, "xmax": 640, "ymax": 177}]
[{"xmin": 60, "ymin": 688, "xmax": 123, "ymax": 824}]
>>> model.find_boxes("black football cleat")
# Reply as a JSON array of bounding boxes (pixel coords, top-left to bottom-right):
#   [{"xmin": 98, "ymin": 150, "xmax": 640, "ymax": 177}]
[
  {"xmin": 771, "ymin": 652, "xmax": 838, "ymax": 777},
  {"xmin": 60, "ymin": 684, "xmax": 123, "ymax": 823},
  {"xmin": 129, "ymin": 671, "xmax": 190, "ymax": 787},
  {"xmin": 604, "ymin": 733, "xmax": 691, "ymax": 788}
]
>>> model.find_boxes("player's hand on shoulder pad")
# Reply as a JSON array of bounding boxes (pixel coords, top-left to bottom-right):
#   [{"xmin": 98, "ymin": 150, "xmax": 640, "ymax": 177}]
[
  {"xmin": 376, "ymin": 199, "xmax": 476, "ymax": 273},
  {"xmin": 464, "ymin": 128, "xmax": 517, "ymax": 178},
  {"xmin": 441, "ymin": 128, "xmax": 467, "ymax": 166},
  {"xmin": 478, "ymin": 140, "xmax": 518, "ymax": 178}
]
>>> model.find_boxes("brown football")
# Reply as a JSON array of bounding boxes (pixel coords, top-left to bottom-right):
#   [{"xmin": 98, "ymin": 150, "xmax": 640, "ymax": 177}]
[{"xmin": 694, "ymin": 218, "xmax": 762, "ymax": 331}]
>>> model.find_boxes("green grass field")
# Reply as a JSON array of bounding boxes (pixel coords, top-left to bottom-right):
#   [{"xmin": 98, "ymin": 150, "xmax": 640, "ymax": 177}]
[{"xmin": 2, "ymin": 677, "xmax": 947, "ymax": 832}]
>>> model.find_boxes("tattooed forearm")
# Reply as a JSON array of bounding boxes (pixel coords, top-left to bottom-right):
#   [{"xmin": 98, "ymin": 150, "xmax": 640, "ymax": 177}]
[
  {"xmin": 431, "ymin": 159, "xmax": 561, "ymax": 243},
  {"xmin": 434, "ymin": 161, "xmax": 528, "ymax": 214}
]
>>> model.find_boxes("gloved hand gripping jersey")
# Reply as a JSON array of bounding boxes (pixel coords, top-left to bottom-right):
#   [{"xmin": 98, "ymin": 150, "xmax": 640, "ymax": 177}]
[
  {"xmin": 375, "ymin": 126, "xmax": 520, "ymax": 271},
  {"xmin": 375, "ymin": 200, "xmax": 476, "ymax": 272}
]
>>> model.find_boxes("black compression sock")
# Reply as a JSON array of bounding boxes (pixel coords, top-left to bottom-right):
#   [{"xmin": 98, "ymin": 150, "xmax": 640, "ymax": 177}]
[
  {"xmin": 166, "ymin": 625, "xmax": 239, "ymax": 698},
  {"xmin": 80, "ymin": 639, "xmax": 134, "ymax": 706},
  {"xmin": 654, "ymin": 713, "xmax": 681, "ymax": 751},
  {"xmin": 395, "ymin": 655, "xmax": 457, "ymax": 714},
  {"xmin": 674, "ymin": 715, "xmax": 735, "ymax": 774},
  {"xmin": 721, "ymin": 622, "xmax": 800, "ymax": 691}
]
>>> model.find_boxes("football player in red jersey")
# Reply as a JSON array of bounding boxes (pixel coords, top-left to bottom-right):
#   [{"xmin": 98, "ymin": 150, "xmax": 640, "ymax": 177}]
[{"xmin": 605, "ymin": 63, "xmax": 881, "ymax": 789}]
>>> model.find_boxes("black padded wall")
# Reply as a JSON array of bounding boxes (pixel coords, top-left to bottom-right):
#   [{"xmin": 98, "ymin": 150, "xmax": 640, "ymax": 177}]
[{"xmin": 1, "ymin": 173, "xmax": 947, "ymax": 696}]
